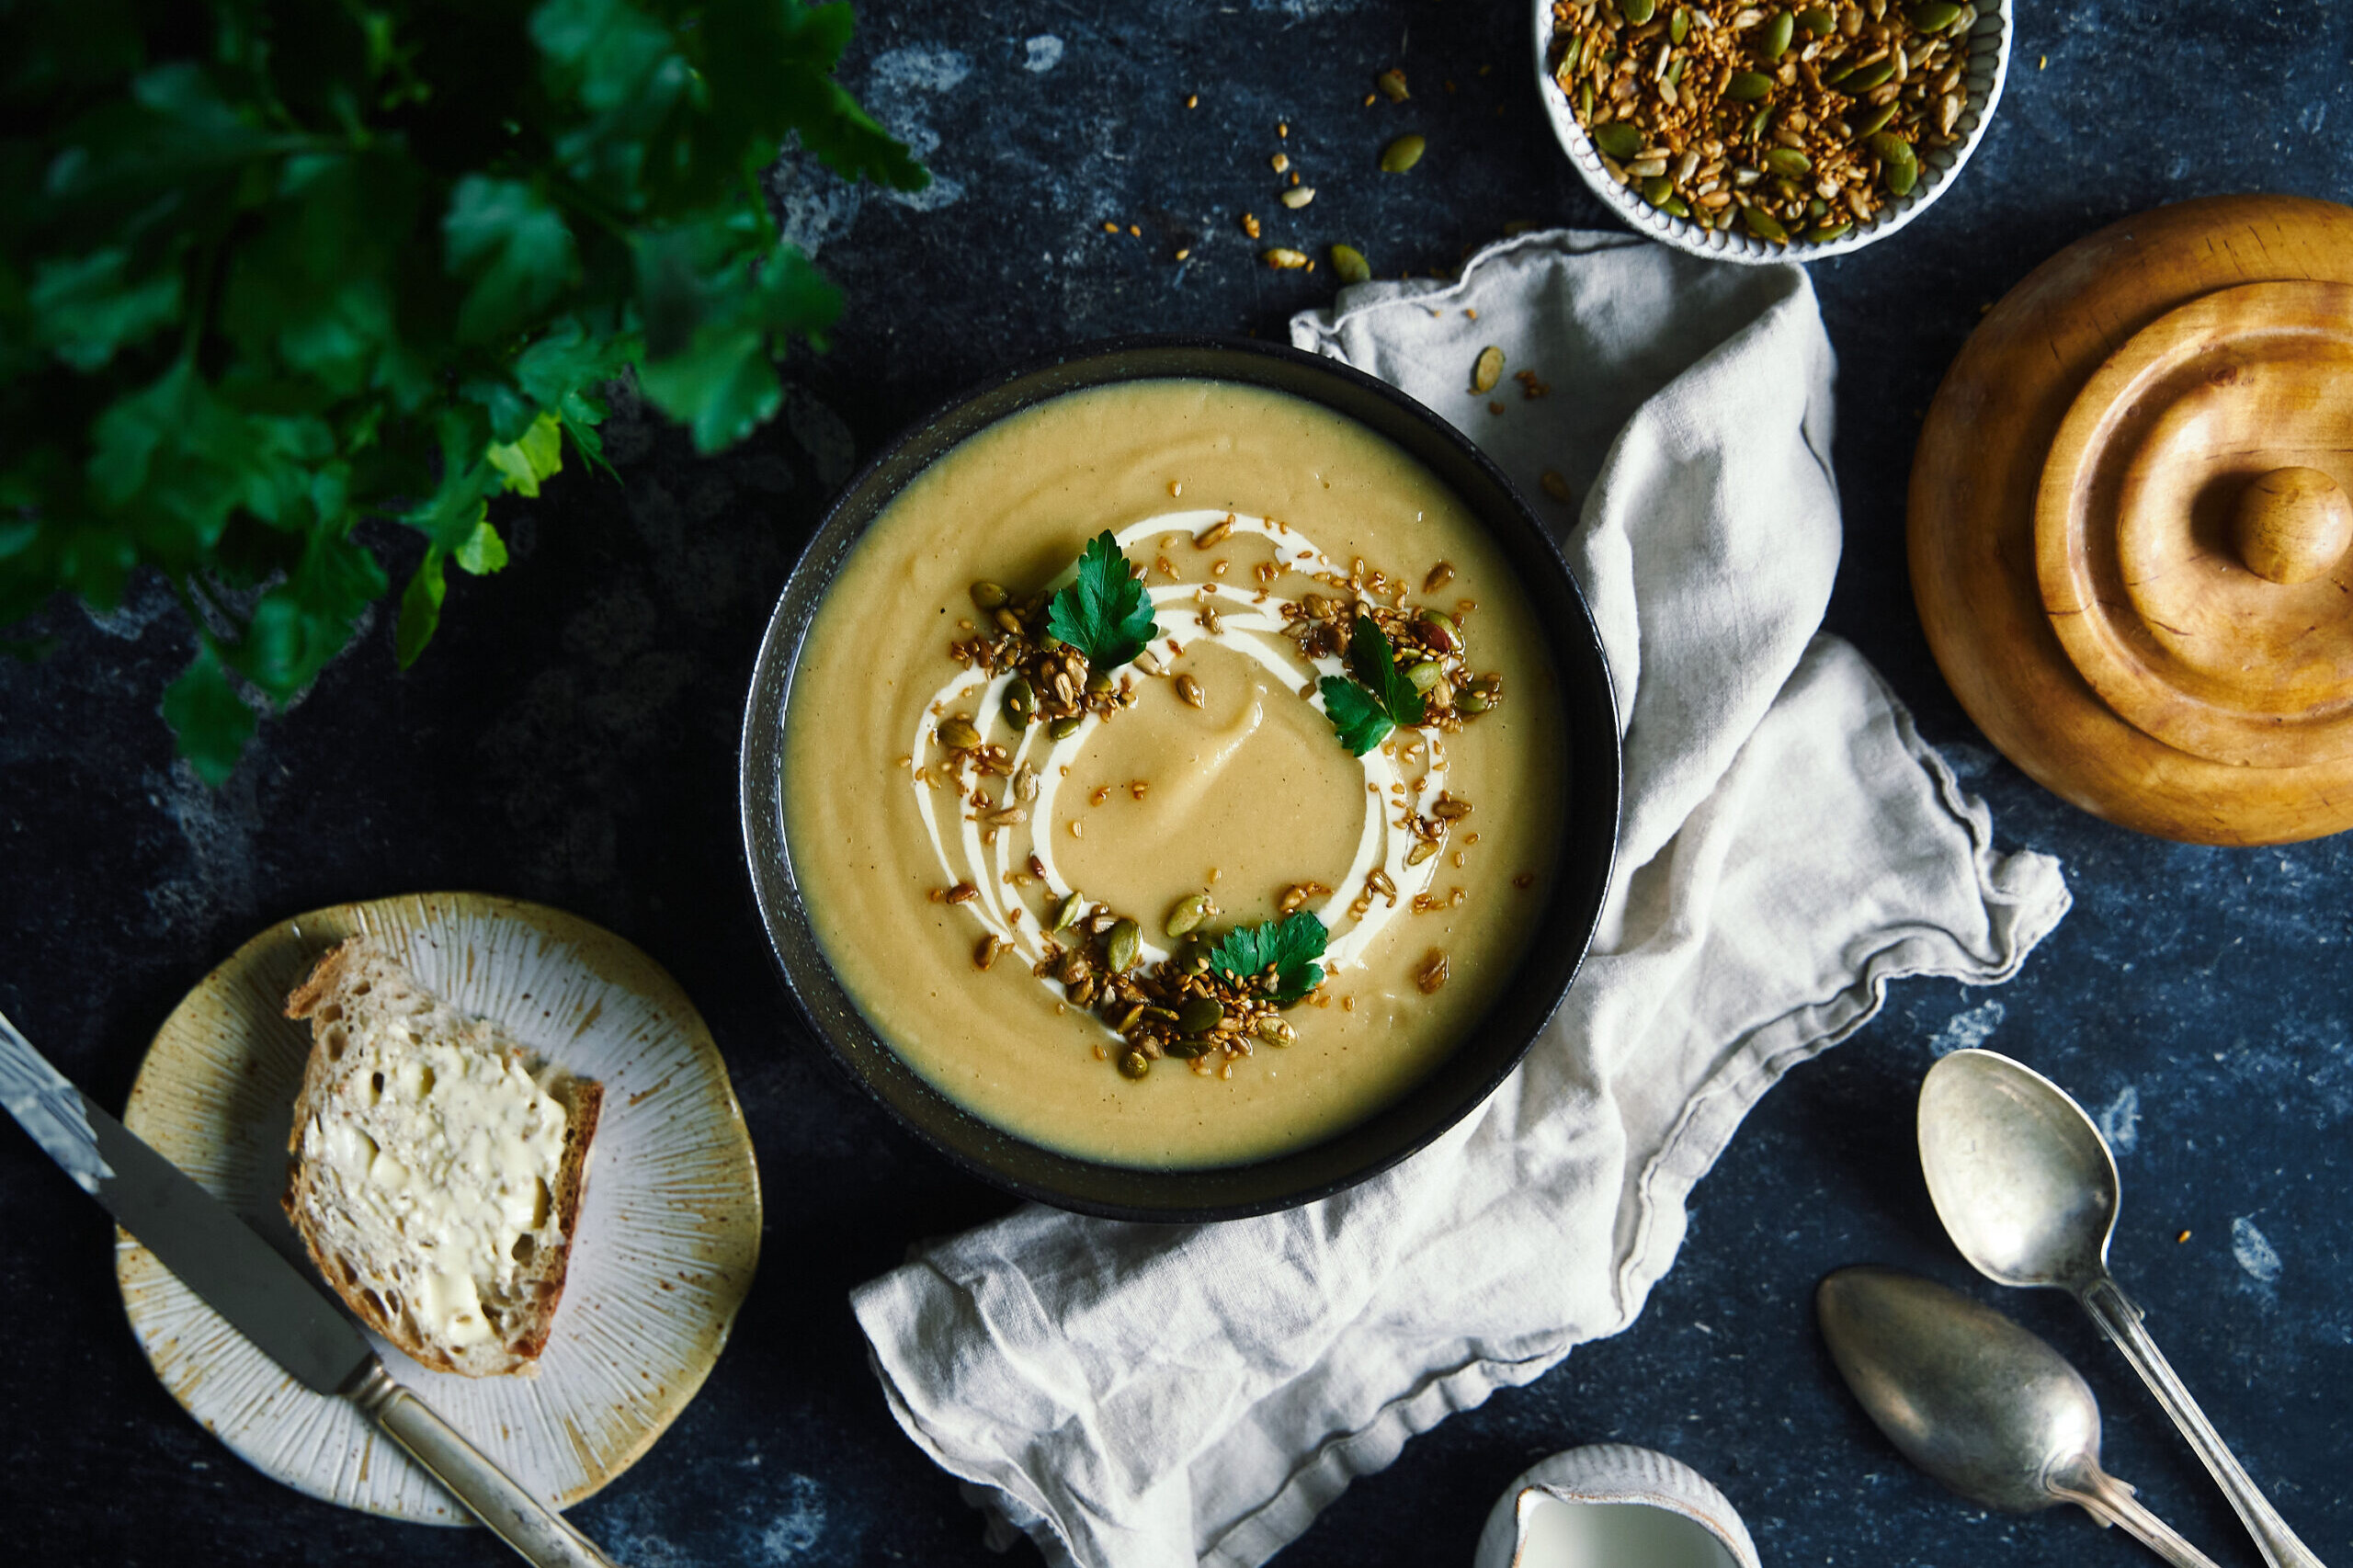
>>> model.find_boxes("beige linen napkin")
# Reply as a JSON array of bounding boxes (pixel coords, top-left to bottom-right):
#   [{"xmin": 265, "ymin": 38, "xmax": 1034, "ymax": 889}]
[{"xmin": 849, "ymin": 231, "xmax": 2071, "ymax": 1568}]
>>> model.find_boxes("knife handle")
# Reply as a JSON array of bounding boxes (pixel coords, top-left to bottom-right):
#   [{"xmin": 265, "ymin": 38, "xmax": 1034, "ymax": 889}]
[{"xmin": 348, "ymin": 1363, "xmax": 623, "ymax": 1568}]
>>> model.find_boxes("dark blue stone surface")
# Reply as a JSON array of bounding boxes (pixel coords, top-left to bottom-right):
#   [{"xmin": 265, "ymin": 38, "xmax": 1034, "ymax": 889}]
[{"xmin": 3, "ymin": 3, "xmax": 2349, "ymax": 1564}]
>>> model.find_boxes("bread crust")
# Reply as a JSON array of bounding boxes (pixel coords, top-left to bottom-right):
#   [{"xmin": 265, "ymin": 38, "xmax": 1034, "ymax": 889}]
[{"xmin": 283, "ymin": 937, "xmax": 598, "ymax": 1376}]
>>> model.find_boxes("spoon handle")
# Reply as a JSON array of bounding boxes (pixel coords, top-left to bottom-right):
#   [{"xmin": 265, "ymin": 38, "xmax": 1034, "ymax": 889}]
[
  {"xmin": 2052, "ymin": 1464, "xmax": 2225, "ymax": 1568},
  {"xmin": 2080, "ymin": 1275, "xmax": 2329, "ymax": 1568}
]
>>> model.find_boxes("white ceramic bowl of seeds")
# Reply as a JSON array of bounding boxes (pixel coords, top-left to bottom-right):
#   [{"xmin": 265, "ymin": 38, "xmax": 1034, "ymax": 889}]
[{"xmin": 1533, "ymin": 0, "xmax": 2012, "ymax": 264}]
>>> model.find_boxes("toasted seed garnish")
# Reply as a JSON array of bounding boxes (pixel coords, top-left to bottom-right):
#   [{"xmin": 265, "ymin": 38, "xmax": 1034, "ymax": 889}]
[
  {"xmin": 1415, "ymin": 950, "xmax": 1450, "ymax": 994},
  {"xmin": 1261, "ymin": 246, "xmax": 1312, "ymax": 269},
  {"xmin": 1376, "ymin": 66, "xmax": 1410, "ymax": 101},
  {"xmin": 1165, "ymin": 892, "xmax": 1213, "ymax": 937},
  {"xmin": 1405, "ymin": 660, "xmax": 1445, "ymax": 693},
  {"xmin": 973, "ymin": 934, "xmax": 1006, "ymax": 971},
  {"xmin": 1014, "ymin": 764, "xmax": 1040, "ymax": 802},
  {"xmin": 1173, "ymin": 996, "xmax": 1224, "ymax": 1039},
  {"xmin": 1590, "ymin": 121, "xmax": 1642, "ymax": 161},
  {"xmin": 970, "ymin": 581, "xmax": 1008, "ymax": 611},
  {"xmin": 1118, "ymin": 1049, "xmax": 1152, "ymax": 1080},
  {"xmin": 1004, "ymin": 676, "xmax": 1037, "ymax": 727},
  {"xmin": 1431, "ymin": 793, "xmax": 1473, "ymax": 820},
  {"xmin": 1406, "ymin": 839, "xmax": 1440, "ymax": 866},
  {"xmin": 1068, "ymin": 972, "xmax": 1097, "ymax": 1006},
  {"xmin": 938, "ymin": 716, "xmax": 983, "ymax": 751},
  {"xmin": 1049, "ymin": 714, "xmax": 1085, "ymax": 740},
  {"xmin": 1176, "ymin": 673, "xmax": 1205, "ymax": 709},
  {"xmin": 1379, "ymin": 133, "xmax": 1427, "ymax": 173},
  {"xmin": 1106, "ymin": 918, "xmax": 1141, "ymax": 971},
  {"xmin": 945, "ymin": 881, "xmax": 979, "ymax": 904},
  {"xmin": 1051, "ymin": 891, "xmax": 1085, "ymax": 932},
  {"xmin": 1471, "ymin": 345, "xmax": 1505, "ymax": 394},
  {"xmin": 1330, "ymin": 244, "xmax": 1372, "ymax": 284},
  {"xmin": 1195, "ymin": 517, "xmax": 1233, "ymax": 549},
  {"xmin": 1254, "ymin": 1017, "xmax": 1296, "ymax": 1046},
  {"xmin": 1280, "ymin": 186, "xmax": 1315, "ymax": 210},
  {"xmin": 1134, "ymin": 648, "xmax": 1165, "ymax": 676},
  {"xmin": 1459, "ymin": 689, "xmax": 1492, "ymax": 713},
  {"xmin": 1424, "ymin": 561, "xmax": 1456, "ymax": 592}
]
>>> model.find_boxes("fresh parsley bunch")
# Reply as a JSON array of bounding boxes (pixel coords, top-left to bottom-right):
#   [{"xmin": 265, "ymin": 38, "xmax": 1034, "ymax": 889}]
[{"xmin": 0, "ymin": 0, "xmax": 925, "ymax": 782}]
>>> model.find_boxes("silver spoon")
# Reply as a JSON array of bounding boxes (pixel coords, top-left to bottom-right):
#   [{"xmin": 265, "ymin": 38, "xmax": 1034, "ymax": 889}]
[
  {"xmin": 1918, "ymin": 1049, "xmax": 2327, "ymax": 1568},
  {"xmin": 1818, "ymin": 1266, "xmax": 2221, "ymax": 1568}
]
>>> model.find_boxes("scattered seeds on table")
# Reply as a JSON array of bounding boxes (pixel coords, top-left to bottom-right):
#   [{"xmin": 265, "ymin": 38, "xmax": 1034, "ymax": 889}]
[
  {"xmin": 1380, "ymin": 133, "xmax": 1427, "ymax": 173},
  {"xmin": 1261, "ymin": 247, "xmax": 1311, "ymax": 269},
  {"xmin": 1378, "ymin": 67, "xmax": 1411, "ymax": 100},
  {"xmin": 1471, "ymin": 345, "xmax": 1506, "ymax": 393},
  {"xmin": 1271, "ymin": 152, "xmax": 1290, "ymax": 173},
  {"xmin": 1241, "ymin": 211, "xmax": 1262, "ymax": 239},
  {"xmin": 1331, "ymin": 244, "xmax": 1372, "ymax": 284},
  {"xmin": 1281, "ymin": 186, "xmax": 1315, "ymax": 209}
]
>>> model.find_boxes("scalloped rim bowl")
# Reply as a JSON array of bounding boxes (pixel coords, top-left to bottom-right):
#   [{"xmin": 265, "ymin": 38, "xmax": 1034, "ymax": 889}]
[{"xmin": 1532, "ymin": 0, "xmax": 2013, "ymax": 265}]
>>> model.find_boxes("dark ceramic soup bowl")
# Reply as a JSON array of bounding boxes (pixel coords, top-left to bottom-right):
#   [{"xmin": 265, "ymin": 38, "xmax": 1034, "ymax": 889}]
[{"xmin": 739, "ymin": 335, "xmax": 1620, "ymax": 1221}]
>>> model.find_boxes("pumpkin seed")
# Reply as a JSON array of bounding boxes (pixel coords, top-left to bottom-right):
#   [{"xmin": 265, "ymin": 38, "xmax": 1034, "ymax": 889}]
[
  {"xmin": 1176, "ymin": 935, "xmax": 1212, "ymax": 972},
  {"xmin": 1641, "ymin": 174, "xmax": 1675, "ymax": 205},
  {"xmin": 970, "ymin": 581, "xmax": 1008, "ymax": 611},
  {"xmin": 1851, "ymin": 100, "xmax": 1901, "ymax": 137},
  {"xmin": 1419, "ymin": 608, "xmax": 1460, "ymax": 651},
  {"xmin": 1106, "ymin": 918, "xmax": 1141, "ymax": 971},
  {"xmin": 1833, "ymin": 58, "xmax": 1894, "ymax": 91},
  {"xmin": 1460, "ymin": 689, "xmax": 1492, "ymax": 713},
  {"xmin": 1406, "ymin": 660, "xmax": 1445, "ymax": 693},
  {"xmin": 1760, "ymin": 8, "xmax": 1795, "ymax": 58},
  {"xmin": 1590, "ymin": 120, "xmax": 1643, "ymax": 161},
  {"xmin": 1669, "ymin": 5, "xmax": 1690, "ymax": 43},
  {"xmin": 1797, "ymin": 3, "xmax": 1835, "ymax": 31},
  {"xmin": 1175, "ymin": 996, "xmax": 1224, "ymax": 1037},
  {"xmin": 1803, "ymin": 220, "xmax": 1855, "ymax": 243},
  {"xmin": 993, "ymin": 608, "xmax": 1024, "ymax": 636},
  {"xmin": 1086, "ymin": 668, "xmax": 1114, "ymax": 694},
  {"xmin": 1726, "ymin": 70, "xmax": 1775, "ymax": 100},
  {"xmin": 938, "ymin": 717, "xmax": 982, "ymax": 751},
  {"xmin": 1658, "ymin": 195, "xmax": 1691, "ymax": 218},
  {"xmin": 1118, "ymin": 1049, "xmax": 1151, "ymax": 1080},
  {"xmin": 1163, "ymin": 1037, "xmax": 1213, "ymax": 1060},
  {"xmin": 1114, "ymin": 1002, "xmax": 1147, "ymax": 1034},
  {"xmin": 1909, "ymin": 0, "xmax": 1961, "ymax": 28},
  {"xmin": 1620, "ymin": 0, "xmax": 1656, "ymax": 21},
  {"xmin": 1165, "ymin": 892, "xmax": 1212, "ymax": 937},
  {"xmin": 1051, "ymin": 890, "xmax": 1085, "ymax": 932},
  {"xmin": 1331, "ymin": 244, "xmax": 1372, "ymax": 284},
  {"xmin": 1472, "ymin": 346, "xmax": 1505, "ymax": 393},
  {"xmin": 1763, "ymin": 147, "xmax": 1812, "ymax": 178},
  {"xmin": 1280, "ymin": 186, "xmax": 1315, "ymax": 210},
  {"xmin": 1741, "ymin": 204, "xmax": 1790, "ymax": 242},
  {"xmin": 1004, "ymin": 676, "xmax": 1036, "ymax": 726},
  {"xmin": 1049, "ymin": 715, "xmax": 1084, "ymax": 740},
  {"xmin": 1261, "ymin": 246, "xmax": 1311, "ymax": 269},
  {"xmin": 1255, "ymin": 1017, "xmax": 1296, "ymax": 1046},
  {"xmin": 1067, "ymin": 972, "xmax": 1097, "ymax": 1006},
  {"xmin": 1376, "ymin": 66, "xmax": 1410, "ymax": 101},
  {"xmin": 1379, "ymin": 134, "xmax": 1426, "ymax": 174},
  {"xmin": 1884, "ymin": 157, "xmax": 1918, "ymax": 197}
]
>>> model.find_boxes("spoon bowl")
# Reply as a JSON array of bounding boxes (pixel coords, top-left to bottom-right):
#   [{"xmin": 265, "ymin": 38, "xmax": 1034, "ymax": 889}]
[{"xmin": 1917, "ymin": 1049, "xmax": 2120, "ymax": 1291}]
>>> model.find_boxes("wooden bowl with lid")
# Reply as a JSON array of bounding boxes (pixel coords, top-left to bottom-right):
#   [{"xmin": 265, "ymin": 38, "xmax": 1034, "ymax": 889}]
[{"xmin": 1909, "ymin": 193, "xmax": 2353, "ymax": 845}]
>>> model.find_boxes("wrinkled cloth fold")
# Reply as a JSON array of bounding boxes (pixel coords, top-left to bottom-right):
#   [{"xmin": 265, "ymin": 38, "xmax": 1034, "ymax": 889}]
[{"xmin": 851, "ymin": 231, "xmax": 2071, "ymax": 1568}]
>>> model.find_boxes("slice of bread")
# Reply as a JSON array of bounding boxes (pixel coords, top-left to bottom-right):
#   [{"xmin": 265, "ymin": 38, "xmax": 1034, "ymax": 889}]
[{"xmin": 282, "ymin": 937, "xmax": 601, "ymax": 1377}]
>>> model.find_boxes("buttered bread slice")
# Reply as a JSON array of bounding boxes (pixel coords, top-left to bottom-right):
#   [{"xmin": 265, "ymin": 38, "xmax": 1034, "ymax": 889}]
[{"xmin": 282, "ymin": 937, "xmax": 600, "ymax": 1376}]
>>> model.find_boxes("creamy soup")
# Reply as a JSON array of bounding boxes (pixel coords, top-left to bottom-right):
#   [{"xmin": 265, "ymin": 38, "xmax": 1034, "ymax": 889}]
[{"xmin": 782, "ymin": 380, "xmax": 1565, "ymax": 1167}]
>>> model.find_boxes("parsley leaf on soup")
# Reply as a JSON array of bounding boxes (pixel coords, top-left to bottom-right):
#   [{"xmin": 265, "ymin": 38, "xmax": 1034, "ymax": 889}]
[
  {"xmin": 1207, "ymin": 912, "xmax": 1329, "ymax": 1006},
  {"xmin": 1046, "ymin": 529, "xmax": 1158, "ymax": 671},
  {"xmin": 1320, "ymin": 614, "xmax": 1426, "ymax": 756}
]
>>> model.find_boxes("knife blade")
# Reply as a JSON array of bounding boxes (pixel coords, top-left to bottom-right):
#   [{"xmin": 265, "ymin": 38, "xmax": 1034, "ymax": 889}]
[{"xmin": 0, "ymin": 1004, "xmax": 622, "ymax": 1567}]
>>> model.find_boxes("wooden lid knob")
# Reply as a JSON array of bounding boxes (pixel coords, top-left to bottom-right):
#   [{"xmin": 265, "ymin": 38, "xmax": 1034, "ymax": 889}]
[
  {"xmin": 2036, "ymin": 280, "xmax": 2353, "ymax": 768},
  {"xmin": 2234, "ymin": 467, "xmax": 2353, "ymax": 585}
]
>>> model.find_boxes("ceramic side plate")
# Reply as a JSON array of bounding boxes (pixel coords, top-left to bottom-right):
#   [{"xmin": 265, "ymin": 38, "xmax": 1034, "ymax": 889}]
[
  {"xmin": 115, "ymin": 892, "xmax": 762, "ymax": 1522},
  {"xmin": 1474, "ymin": 1445, "xmax": 1762, "ymax": 1568}
]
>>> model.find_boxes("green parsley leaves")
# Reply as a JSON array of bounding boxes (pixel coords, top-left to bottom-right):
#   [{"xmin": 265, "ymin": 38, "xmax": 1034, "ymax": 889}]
[
  {"xmin": 1320, "ymin": 614, "xmax": 1426, "ymax": 755},
  {"xmin": 0, "ymin": 0, "xmax": 927, "ymax": 783},
  {"xmin": 1206, "ymin": 912, "xmax": 1328, "ymax": 1006},
  {"xmin": 1046, "ymin": 530, "xmax": 1158, "ymax": 672}
]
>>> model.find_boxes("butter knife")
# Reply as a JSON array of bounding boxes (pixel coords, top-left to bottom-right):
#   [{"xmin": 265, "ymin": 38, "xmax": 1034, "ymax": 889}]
[{"xmin": 0, "ymin": 1005, "xmax": 621, "ymax": 1568}]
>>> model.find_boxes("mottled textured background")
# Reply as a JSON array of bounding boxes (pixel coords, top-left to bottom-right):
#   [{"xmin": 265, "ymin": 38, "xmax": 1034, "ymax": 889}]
[{"xmin": 4, "ymin": 2, "xmax": 2350, "ymax": 1564}]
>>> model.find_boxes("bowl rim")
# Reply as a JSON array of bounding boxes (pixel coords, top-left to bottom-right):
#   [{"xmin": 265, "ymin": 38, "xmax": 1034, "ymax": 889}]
[
  {"xmin": 738, "ymin": 334, "xmax": 1621, "ymax": 1222},
  {"xmin": 1528, "ymin": 0, "xmax": 2015, "ymax": 265}
]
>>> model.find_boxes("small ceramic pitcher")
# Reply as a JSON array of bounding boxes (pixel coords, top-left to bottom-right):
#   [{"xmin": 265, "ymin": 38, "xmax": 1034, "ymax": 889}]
[{"xmin": 1473, "ymin": 1445, "xmax": 1762, "ymax": 1568}]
